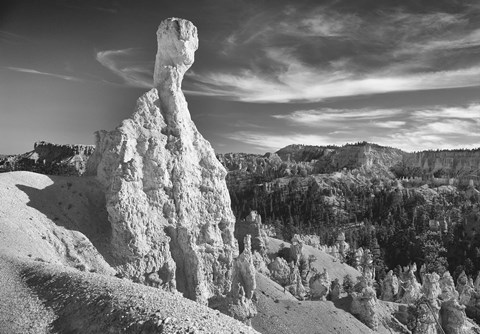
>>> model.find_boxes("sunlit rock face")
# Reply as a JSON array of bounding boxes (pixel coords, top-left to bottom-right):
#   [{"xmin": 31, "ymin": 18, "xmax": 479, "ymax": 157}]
[
  {"xmin": 90, "ymin": 18, "xmax": 236, "ymax": 305},
  {"xmin": 226, "ymin": 235, "xmax": 257, "ymax": 325}
]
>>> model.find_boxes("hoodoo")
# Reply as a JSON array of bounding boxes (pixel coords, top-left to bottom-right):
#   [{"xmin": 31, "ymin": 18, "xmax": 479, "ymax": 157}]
[{"xmin": 89, "ymin": 18, "xmax": 236, "ymax": 304}]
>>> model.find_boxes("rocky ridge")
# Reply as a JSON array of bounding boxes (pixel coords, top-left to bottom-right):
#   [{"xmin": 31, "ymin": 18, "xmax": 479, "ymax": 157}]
[{"xmin": 0, "ymin": 141, "xmax": 94, "ymax": 175}]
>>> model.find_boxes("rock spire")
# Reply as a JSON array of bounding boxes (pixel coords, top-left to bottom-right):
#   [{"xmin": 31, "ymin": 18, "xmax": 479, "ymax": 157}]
[{"xmin": 89, "ymin": 18, "xmax": 236, "ymax": 305}]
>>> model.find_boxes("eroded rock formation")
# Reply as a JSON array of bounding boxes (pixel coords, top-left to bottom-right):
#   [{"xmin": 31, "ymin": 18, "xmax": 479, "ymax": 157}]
[
  {"xmin": 381, "ymin": 270, "xmax": 399, "ymax": 301},
  {"xmin": 268, "ymin": 257, "xmax": 290, "ymax": 288},
  {"xmin": 89, "ymin": 18, "xmax": 236, "ymax": 304},
  {"xmin": 397, "ymin": 264, "xmax": 421, "ymax": 304},
  {"xmin": 0, "ymin": 141, "xmax": 94, "ymax": 175},
  {"xmin": 457, "ymin": 271, "xmax": 475, "ymax": 306},
  {"xmin": 235, "ymin": 211, "xmax": 268, "ymax": 254},
  {"xmin": 440, "ymin": 271, "xmax": 458, "ymax": 301},
  {"xmin": 226, "ymin": 235, "xmax": 257, "ymax": 324},
  {"xmin": 351, "ymin": 284, "xmax": 378, "ymax": 330},
  {"xmin": 309, "ymin": 268, "xmax": 330, "ymax": 300},
  {"xmin": 335, "ymin": 232, "xmax": 350, "ymax": 262},
  {"xmin": 290, "ymin": 234, "xmax": 304, "ymax": 265},
  {"xmin": 414, "ymin": 273, "xmax": 441, "ymax": 334}
]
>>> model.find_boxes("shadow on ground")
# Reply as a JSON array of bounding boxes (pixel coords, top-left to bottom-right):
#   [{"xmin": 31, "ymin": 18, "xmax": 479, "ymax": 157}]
[{"xmin": 15, "ymin": 175, "xmax": 112, "ymax": 262}]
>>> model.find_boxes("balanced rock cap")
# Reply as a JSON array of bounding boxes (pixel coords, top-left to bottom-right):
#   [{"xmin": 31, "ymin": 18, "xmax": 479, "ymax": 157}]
[{"xmin": 154, "ymin": 18, "xmax": 198, "ymax": 87}]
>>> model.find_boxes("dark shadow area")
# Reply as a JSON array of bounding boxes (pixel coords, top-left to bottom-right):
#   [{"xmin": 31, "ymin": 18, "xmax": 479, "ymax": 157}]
[
  {"xmin": 15, "ymin": 175, "xmax": 112, "ymax": 262},
  {"xmin": 332, "ymin": 295, "xmax": 353, "ymax": 313}
]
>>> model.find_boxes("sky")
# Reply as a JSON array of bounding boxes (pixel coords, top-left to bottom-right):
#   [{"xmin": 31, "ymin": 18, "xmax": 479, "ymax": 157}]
[{"xmin": 1, "ymin": 0, "xmax": 480, "ymax": 154}]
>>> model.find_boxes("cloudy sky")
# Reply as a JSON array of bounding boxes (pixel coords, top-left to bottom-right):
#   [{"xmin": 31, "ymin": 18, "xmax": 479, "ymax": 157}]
[{"xmin": 1, "ymin": 0, "xmax": 480, "ymax": 154}]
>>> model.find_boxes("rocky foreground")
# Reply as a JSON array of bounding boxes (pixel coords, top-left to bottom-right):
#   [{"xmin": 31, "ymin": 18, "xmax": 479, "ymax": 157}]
[{"xmin": 0, "ymin": 254, "xmax": 256, "ymax": 334}]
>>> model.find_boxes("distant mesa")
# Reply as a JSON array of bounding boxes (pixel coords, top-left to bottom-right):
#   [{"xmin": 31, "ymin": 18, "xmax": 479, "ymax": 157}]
[{"xmin": 0, "ymin": 141, "xmax": 94, "ymax": 175}]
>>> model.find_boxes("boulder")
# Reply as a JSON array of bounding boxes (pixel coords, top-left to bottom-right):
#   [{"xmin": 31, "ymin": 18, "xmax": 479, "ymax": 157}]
[{"xmin": 89, "ymin": 18, "xmax": 236, "ymax": 305}]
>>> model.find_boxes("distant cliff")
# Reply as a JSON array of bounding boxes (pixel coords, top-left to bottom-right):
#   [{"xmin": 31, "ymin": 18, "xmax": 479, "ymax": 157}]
[
  {"xmin": 0, "ymin": 141, "xmax": 94, "ymax": 175},
  {"xmin": 2, "ymin": 141, "xmax": 479, "ymax": 183},
  {"xmin": 218, "ymin": 143, "xmax": 480, "ymax": 189},
  {"xmin": 217, "ymin": 143, "xmax": 479, "ymax": 242},
  {"xmin": 403, "ymin": 149, "xmax": 480, "ymax": 179}
]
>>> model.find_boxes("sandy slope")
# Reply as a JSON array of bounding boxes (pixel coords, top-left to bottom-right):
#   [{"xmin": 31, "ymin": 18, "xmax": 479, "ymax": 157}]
[
  {"xmin": 252, "ymin": 273, "xmax": 376, "ymax": 334},
  {"xmin": 263, "ymin": 238, "xmax": 411, "ymax": 333},
  {"xmin": 267, "ymin": 237, "xmax": 361, "ymax": 282},
  {"xmin": 0, "ymin": 254, "xmax": 257, "ymax": 333},
  {"xmin": 0, "ymin": 171, "xmax": 113, "ymax": 273}
]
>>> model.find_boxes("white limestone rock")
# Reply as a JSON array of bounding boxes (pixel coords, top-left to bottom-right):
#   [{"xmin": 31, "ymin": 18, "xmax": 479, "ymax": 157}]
[
  {"xmin": 227, "ymin": 235, "xmax": 257, "ymax": 325},
  {"xmin": 441, "ymin": 299, "xmax": 468, "ymax": 334},
  {"xmin": 351, "ymin": 286, "xmax": 378, "ymax": 330},
  {"xmin": 440, "ymin": 271, "xmax": 459, "ymax": 301},
  {"xmin": 90, "ymin": 18, "xmax": 236, "ymax": 305},
  {"xmin": 268, "ymin": 257, "xmax": 290, "ymax": 288},
  {"xmin": 290, "ymin": 234, "xmax": 304, "ymax": 265},
  {"xmin": 397, "ymin": 264, "xmax": 421, "ymax": 304},
  {"xmin": 380, "ymin": 270, "xmax": 399, "ymax": 302}
]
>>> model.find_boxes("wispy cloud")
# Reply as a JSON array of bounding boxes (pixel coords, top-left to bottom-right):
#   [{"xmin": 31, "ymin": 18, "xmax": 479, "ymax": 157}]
[
  {"xmin": 188, "ymin": 5, "xmax": 480, "ymax": 103},
  {"xmin": 5, "ymin": 66, "xmax": 83, "ymax": 82},
  {"xmin": 226, "ymin": 132, "xmax": 335, "ymax": 151},
  {"xmin": 0, "ymin": 30, "xmax": 31, "ymax": 45},
  {"xmin": 226, "ymin": 104, "xmax": 480, "ymax": 152},
  {"xmin": 190, "ymin": 64, "xmax": 480, "ymax": 103},
  {"xmin": 273, "ymin": 108, "xmax": 401, "ymax": 124},
  {"xmin": 96, "ymin": 48, "xmax": 153, "ymax": 88}
]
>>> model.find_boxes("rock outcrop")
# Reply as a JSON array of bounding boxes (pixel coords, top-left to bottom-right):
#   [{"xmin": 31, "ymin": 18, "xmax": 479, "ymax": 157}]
[
  {"xmin": 89, "ymin": 18, "xmax": 236, "ymax": 305},
  {"xmin": 397, "ymin": 264, "xmax": 422, "ymax": 304},
  {"xmin": 441, "ymin": 299, "xmax": 468, "ymax": 334},
  {"xmin": 309, "ymin": 268, "xmax": 330, "ymax": 300},
  {"xmin": 226, "ymin": 235, "xmax": 257, "ymax": 325},
  {"xmin": 381, "ymin": 270, "xmax": 399, "ymax": 301},
  {"xmin": 235, "ymin": 211, "xmax": 268, "ymax": 254},
  {"xmin": 457, "ymin": 271, "xmax": 475, "ymax": 306},
  {"xmin": 351, "ymin": 284, "xmax": 378, "ymax": 330},
  {"xmin": 268, "ymin": 257, "xmax": 290, "ymax": 288},
  {"xmin": 0, "ymin": 141, "xmax": 94, "ymax": 175},
  {"xmin": 290, "ymin": 234, "xmax": 304, "ymax": 265},
  {"xmin": 288, "ymin": 262, "xmax": 306, "ymax": 300},
  {"xmin": 335, "ymin": 232, "xmax": 349, "ymax": 262},
  {"xmin": 440, "ymin": 271, "xmax": 459, "ymax": 301},
  {"xmin": 414, "ymin": 273, "xmax": 441, "ymax": 334}
]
